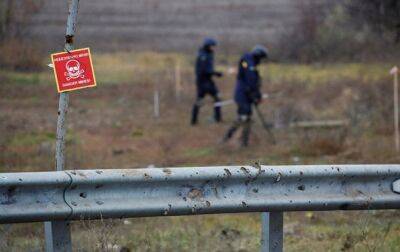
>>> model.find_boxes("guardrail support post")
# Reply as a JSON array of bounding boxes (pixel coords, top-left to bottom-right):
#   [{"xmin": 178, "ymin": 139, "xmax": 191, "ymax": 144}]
[
  {"xmin": 261, "ymin": 212, "xmax": 283, "ymax": 252},
  {"xmin": 44, "ymin": 0, "xmax": 80, "ymax": 251},
  {"xmin": 45, "ymin": 221, "xmax": 72, "ymax": 252}
]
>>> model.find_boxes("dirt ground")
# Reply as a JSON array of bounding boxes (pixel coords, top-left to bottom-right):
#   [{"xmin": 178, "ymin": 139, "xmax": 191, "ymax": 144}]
[{"xmin": 1, "ymin": 53, "xmax": 400, "ymax": 251}]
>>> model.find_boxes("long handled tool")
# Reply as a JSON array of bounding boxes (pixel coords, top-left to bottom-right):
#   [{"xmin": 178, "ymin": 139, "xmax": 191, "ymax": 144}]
[
  {"xmin": 214, "ymin": 94, "xmax": 270, "ymax": 108},
  {"xmin": 254, "ymin": 105, "xmax": 276, "ymax": 144}
]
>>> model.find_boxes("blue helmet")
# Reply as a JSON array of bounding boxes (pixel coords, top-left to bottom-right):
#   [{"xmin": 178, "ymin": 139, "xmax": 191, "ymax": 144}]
[
  {"xmin": 251, "ymin": 45, "xmax": 269, "ymax": 59},
  {"xmin": 203, "ymin": 37, "xmax": 217, "ymax": 48}
]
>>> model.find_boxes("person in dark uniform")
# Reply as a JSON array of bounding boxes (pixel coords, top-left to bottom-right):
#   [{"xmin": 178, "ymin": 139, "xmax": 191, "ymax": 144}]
[
  {"xmin": 223, "ymin": 45, "xmax": 269, "ymax": 147},
  {"xmin": 191, "ymin": 38, "xmax": 223, "ymax": 125}
]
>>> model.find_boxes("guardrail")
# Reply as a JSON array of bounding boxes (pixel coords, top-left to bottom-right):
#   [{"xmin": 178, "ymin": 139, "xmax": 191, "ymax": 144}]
[{"xmin": 1, "ymin": 165, "xmax": 400, "ymax": 251}]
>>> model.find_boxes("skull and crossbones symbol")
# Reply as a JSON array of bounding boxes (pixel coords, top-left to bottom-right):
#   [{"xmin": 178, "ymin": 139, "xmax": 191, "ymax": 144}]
[{"xmin": 65, "ymin": 59, "xmax": 85, "ymax": 80}]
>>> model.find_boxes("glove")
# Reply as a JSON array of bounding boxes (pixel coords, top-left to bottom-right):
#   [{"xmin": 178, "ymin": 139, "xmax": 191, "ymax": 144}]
[
  {"xmin": 251, "ymin": 92, "xmax": 262, "ymax": 104},
  {"xmin": 214, "ymin": 71, "xmax": 223, "ymax": 78},
  {"xmin": 255, "ymin": 98, "xmax": 262, "ymax": 105}
]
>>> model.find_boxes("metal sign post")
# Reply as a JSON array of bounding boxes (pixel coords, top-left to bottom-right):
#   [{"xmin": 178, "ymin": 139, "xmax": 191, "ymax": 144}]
[
  {"xmin": 261, "ymin": 212, "xmax": 283, "ymax": 252},
  {"xmin": 45, "ymin": 0, "xmax": 80, "ymax": 251}
]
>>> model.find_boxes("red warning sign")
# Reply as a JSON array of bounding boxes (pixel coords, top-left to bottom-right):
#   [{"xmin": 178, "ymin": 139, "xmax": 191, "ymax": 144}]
[{"xmin": 51, "ymin": 48, "xmax": 97, "ymax": 93}]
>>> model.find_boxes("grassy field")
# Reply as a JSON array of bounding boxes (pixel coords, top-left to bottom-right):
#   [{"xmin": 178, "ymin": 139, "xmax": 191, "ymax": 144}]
[
  {"xmin": 0, "ymin": 52, "xmax": 400, "ymax": 251},
  {"xmin": 32, "ymin": 0, "xmax": 298, "ymax": 52}
]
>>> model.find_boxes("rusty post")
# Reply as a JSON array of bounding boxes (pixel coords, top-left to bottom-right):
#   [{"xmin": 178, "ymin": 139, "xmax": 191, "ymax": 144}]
[
  {"xmin": 261, "ymin": 212, "xmax": 283, "ymax": 252},
  {"xmin": 44, "ymin": 0, "xmax": 80, "ymax": 251}
]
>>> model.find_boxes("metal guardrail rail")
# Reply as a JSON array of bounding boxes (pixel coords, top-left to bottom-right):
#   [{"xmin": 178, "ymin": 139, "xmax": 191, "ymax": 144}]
[
  {"xmin": 1, "ymin": 164, "xmax": 400, "ymax": 251},
  {"xmin": 1, "ymin": 165, "xmax": 400, "ymax": 223}
]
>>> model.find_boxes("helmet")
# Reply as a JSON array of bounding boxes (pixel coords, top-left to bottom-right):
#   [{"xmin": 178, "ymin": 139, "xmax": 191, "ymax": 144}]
[
  {"xmin": 203, "ymin": 37, "xmax": 217, "ymax": 48},
  {"xmin": 251, "ymin": 45, "xmax": 269, "ymax": 59}
]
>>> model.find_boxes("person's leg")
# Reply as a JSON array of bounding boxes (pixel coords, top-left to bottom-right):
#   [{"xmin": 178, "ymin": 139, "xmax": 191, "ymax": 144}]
[
  {"xmin": 209, "ymin": 83, "xmax": 222, "ymax": 122},
  {"xmin": 223, "ymin": 103, "xmax": 249, "ymax": 143},
  {"xmin": 241, "ymin": 116, "xmax": 252, "ymax": 147},
  {"xmin": 240, "ymin": 103, "xmax": 252, "ymax": 147},
  {"xmin": 223, "ymin": 119, "xmax": 240, "ymax": 142},
  {"xmin": 212, "ymin": 93, "xmax": 222, "ymax": 123},
  {"xmin": 191, "ymin": 89, "xmax": 205, "ymax": 125}
]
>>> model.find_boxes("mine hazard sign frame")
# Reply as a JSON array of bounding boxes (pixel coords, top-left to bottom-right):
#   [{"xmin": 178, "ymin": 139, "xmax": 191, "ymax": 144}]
[{"xmin": 51, "ymin": 48, "xmax": 97, "ymax": 93}]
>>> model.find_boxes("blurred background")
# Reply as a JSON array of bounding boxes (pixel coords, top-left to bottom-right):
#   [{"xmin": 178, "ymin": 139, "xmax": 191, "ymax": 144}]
[{"xmin": 1, "ymin": 0, "xmax": 400, "ymax": 251}]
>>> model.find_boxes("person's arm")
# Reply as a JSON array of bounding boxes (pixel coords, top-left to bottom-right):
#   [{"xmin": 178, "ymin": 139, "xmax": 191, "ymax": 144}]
[{"xmin": 203, "ymin": 55, "xmax": 223, "ymax": 78}]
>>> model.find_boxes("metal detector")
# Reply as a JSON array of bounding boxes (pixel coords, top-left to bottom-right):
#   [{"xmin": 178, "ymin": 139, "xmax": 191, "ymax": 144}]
[{"xmin": 254, "ymin": 105, "xmax": 276, "ymax": 144}]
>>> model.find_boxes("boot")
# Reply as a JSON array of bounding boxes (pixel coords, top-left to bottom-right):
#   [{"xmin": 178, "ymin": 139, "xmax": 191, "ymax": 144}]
[
  {"xmin": 241, "ymin": 120, "xmax": 251, "ymax": 147},
  {"xmin": 214, "ymin": 106, "xmax": 222, "ymax": 123},
  {"xmin": 222, "ymin": 121, "xmax": 240, "ymax": 142},
  {"xmin": 191, "ymin": 105, "xmax": 200, "ymax": 125}
]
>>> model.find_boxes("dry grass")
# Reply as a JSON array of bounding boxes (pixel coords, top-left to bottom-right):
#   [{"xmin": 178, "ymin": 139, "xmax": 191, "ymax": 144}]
[
  {"xmin": 1, "ymin": 52, "xmax": 400, "ymax": 251},
  {"xmin": 0, "ymin": 39, "xmax": 44, "ymax": 71}
]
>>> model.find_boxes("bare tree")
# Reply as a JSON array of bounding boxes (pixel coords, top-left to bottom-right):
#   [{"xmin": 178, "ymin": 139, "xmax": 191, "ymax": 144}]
[
  {"xmin": 0, "ymin": 0, "xmax": 43, "ymax": 41},
  {"xmin": 276, "ymin": 0, "xmax": 334, "ymax": 62},
  {"xmin": 346, "ymin": 0, "xmax": 400, "ymax": 43},
  {"xmin": 0, "ymin": 0, "xmax": 44, "ymax": 70}
]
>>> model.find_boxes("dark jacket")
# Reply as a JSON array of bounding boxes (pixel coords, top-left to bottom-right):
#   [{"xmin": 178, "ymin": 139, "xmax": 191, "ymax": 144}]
[
  {"xmin": 234, "ymin": 53, "xmax": 262, "ymax": 105},
  {"xmin": 195, "ymin": 48, "xmax": 215, "ymax": 86}
]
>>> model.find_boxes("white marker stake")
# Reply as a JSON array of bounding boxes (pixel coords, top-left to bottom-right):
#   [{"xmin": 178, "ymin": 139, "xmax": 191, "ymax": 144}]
[
  {"xmin": 175, "ymin": 62, "xmax": 182, "ymax": 101},
  {"xmin": 154, "ymin": 90, "xmax": 160, "ymax": 118},
  {"xmin": 391, "ymin": 66, "xmax": 399, "ymax": 152}
]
